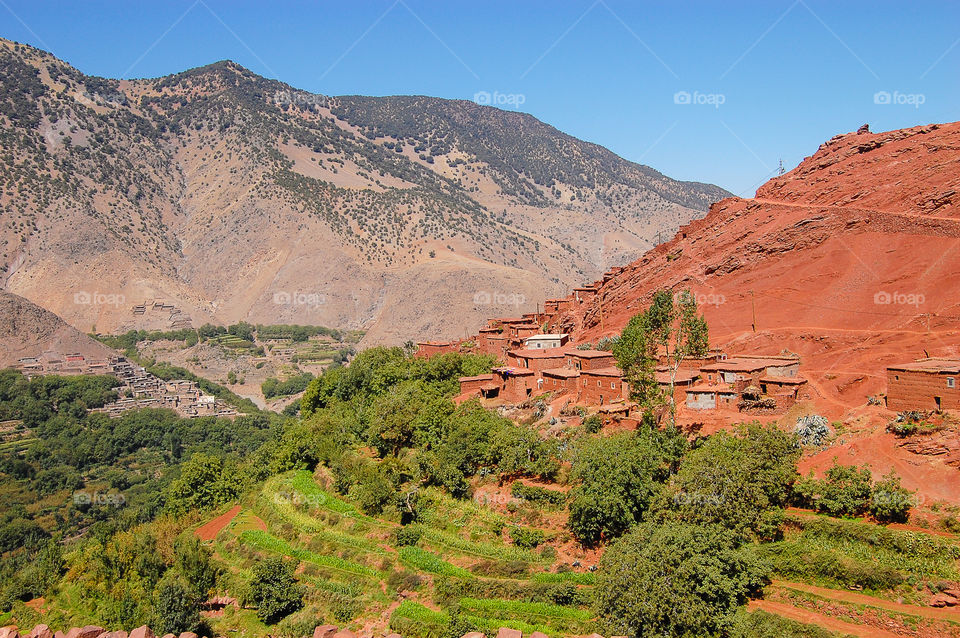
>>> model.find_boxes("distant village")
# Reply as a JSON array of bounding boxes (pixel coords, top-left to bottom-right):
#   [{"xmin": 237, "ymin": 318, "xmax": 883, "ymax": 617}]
[
  {"xmin": 417, "ymin": 268, "xmax": 958, "ymax": 420},
  {"xmin": 15, "ymin": 352, "xmax": 238, "ymax": 419}
]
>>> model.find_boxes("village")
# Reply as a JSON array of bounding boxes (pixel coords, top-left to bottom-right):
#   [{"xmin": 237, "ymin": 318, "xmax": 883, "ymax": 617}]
[
  {"xmin": 418, "ymin": 270, "xmax": 957, "ymax": 425},
  {"xmin": 14, "ymin": 352, "xmax": 238, "ymax": 419}
]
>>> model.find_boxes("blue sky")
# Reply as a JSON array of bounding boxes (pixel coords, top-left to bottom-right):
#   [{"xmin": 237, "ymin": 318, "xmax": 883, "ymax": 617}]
[{"xmin": 2, "ymin": 0, "xmax": 957, "ymax": 195}]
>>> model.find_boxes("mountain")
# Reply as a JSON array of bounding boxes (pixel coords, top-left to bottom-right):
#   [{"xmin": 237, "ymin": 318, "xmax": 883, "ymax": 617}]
[
  {"xmin": 0, "ymin": 39, "xmax": 729, "ymax": 343},
  {"xmin": 555, "ymin": 121, "xmax": 960, "ymax": 416},
  {"xmin": 0, "ymin": 291, "xmax": 114, "ymax": 367}
]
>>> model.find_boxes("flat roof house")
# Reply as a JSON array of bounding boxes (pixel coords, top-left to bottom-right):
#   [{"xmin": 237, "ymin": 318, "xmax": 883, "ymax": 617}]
[
  {"xmin": 524, "ymin": 333, "xmax": 570, "ymax": 349},
  {"xmin": 887, "ymin": 358, "xmax": 960, "ymax": 412}
]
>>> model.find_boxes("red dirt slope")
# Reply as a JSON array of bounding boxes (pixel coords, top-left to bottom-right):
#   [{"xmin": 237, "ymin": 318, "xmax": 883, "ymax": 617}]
[{"xmin": 564, "ymin": 122, "xmax": 960, "ymax": 417}]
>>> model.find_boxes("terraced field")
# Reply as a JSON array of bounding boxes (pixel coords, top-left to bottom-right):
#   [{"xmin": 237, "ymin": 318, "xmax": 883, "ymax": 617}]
[{"xmin": 202, "ymin": 470, "xmax": 597, "ymax": 636}]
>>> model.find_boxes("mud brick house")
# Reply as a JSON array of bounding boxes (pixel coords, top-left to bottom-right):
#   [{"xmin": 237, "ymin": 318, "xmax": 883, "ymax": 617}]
[
  {"xmin": 685, "ymin": 383, "xmax": 739, "ymax": 410},
  {"xmin": 656, "ymin": 368, "xmax": 701, "ymax": 403},
  {"xmin": 541, "ymin": 368, "xmax": 580, "ymax": 396},
  {"xmin": 566, "ymin": 349, "xmax": 617, "ymax": 371},
  {"xmin": 415, "ymin": 341, "xmax": 457, "ymax": 358},
  {"xmin": 491, "ymin": 367, "xmax": 536, "ymax": 402},
  {"xmin": 887, "ymin": 358, "xmax": 960, "ymax": 411},
  {"xmin": 507, "ymin": 347, "xmax": 567, "ymax": 372},
  {"xmin": 458, "ymin": 374, "xmax": 499, "ymax": 399},
  {"xmin": 699, "ymin": 355, "xmax": 800, "ymax": 389},
  {"xmin": 579, "ymin": 367, "xmax": 629, "ymax": 405},
  {"xmin": 524, "ymin": 333, "xmax": 570, "ymax": 349},
  {"xmin": 573, "ymin": 286, "xmax": 598, "ymax": 304}
]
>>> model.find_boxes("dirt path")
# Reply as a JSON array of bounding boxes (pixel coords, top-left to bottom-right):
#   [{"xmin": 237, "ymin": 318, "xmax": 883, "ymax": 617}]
[
  {"xmin": 748, "ymin": 599, "xmax": 900, "ymax": 637},
  {"xmin": 195, "ymin": 504, "xmax": 242, "ymax": 541},
  {"xmin": 773, "ymin": 581, "xmax": 960, "ymax": 623}
]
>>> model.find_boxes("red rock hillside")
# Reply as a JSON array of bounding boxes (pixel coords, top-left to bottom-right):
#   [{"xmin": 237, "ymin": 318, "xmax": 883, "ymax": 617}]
[{"xmin": 560, "ymin": 122, "xmax": 960, "ymax": 418}]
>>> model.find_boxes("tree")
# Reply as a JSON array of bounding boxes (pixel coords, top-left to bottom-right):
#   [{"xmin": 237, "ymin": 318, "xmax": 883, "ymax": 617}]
[
  {"xmin": 154, "ymin": 572, "xmax": 200, "ymax": 635},
  {"xmin": 870, "ymin": 471, "xmax": 915, "ymax": 523},
  {"xmin": 613, "ymin": 289, "xmax": 710, "ymax": 424},
  {"xmin": 568, "ymin": 429, "xmax": 686, "ymax": 546},
  {"xmin": 672, "ymin": 422, "xmax": 799, "ymax": 539},
  {"xmin": 249, "ymin": 557, "xmax": 303, "ymax": 624},
  {"xmin": 595, "ymin": 522, "xmax": 768, "ymax": 637},
  {"xmin": 165, "ymin": 453, "xmax": 243, "ymax": 515},
  {"xmin": 174, "ymin": 537, "xmax": 221, "ymax": 599}
]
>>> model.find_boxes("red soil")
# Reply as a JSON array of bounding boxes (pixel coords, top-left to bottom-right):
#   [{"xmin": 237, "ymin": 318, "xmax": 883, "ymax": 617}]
[
  {"xmin": 774, "ymin": 581, "xmax": 960, "ymax": 624},
  {"xmin": 748, "ymin": 599, "xmax": 901, "ymax": 637},
  {"xmin": 195, "ymin": 504, "xmax": 242, "ymax": 541}
]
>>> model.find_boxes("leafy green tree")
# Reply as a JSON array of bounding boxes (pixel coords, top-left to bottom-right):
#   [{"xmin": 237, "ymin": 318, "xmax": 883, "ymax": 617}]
[
  {"xmin": 595, "ymin": 522, "xmax": 768, "ymax": 637},
  {"xmin": 249, "ymin": 557, "xmax": 303, "ymax": 624},
  {"xmin": 568, "ymin": 429, "xmax": 686, "ymax": 545},
  {"xmin": 174, "ymin": 537, "xmax": 220, "ymax": 599},
  {"xmin": 612, "ymin": 312, "xmax": 661, "ymax": 409},
  {"xmin": 154, "ymin": 572, "xmax": 200, "ymax": 635},
  {"xmin": 672, "ymin": 422, "xmax": 799, "ymax": 539},
  {"xmin": 165, "ymin": 453, "xmax": 243, "ymax": 515},
  {"xmin": 795, "ymin": 461, "xmax": 873, "ymax": 517},
  {"xmin": 869, "ymin": 471, "xmax": 914, "ymax": 523}
]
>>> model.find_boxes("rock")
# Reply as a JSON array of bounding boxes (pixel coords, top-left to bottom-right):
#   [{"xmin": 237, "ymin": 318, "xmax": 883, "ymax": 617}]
[
  {"xmin": 384, "ymin": 634, "xmax": 403, "ymax": 638},
  {"xmin": 943, "ymin": 588, "xmax": 960, "ymax": 599},
  {"xmin": 0, "ymin": 628, "xmax": 20, "ymax": 638},
  {"xmin": 857, "ymin": 124, "xmax": 870, "ymax": 135},
  {"xmin": 160, "ymin": 634, "xmax": 175, "ymax": 638},
  {"xmin": 495, "ymin": 629, "xmax": 521, "ymax": 638},
  {"xmin": 29, "ymin": 626, "xmax": 53, "ymax": 638},
  {"xmin": 529, "ymin": 633, "xmax": 550, "ymax": 638},
  {"xmin": 932, "ymin": 592, "xmax": 958, "ymax": 607},
  {"xmin": 460, "ymin": 633, "xmax": 485, "ymax": 638},
  {"xmin": 128, "ymin": 628, "xmax": 154, "ymax": 638},
  {"xmin": 177, "ymin": 633, "xmax": 198, "ymax": 638},
  {"xmin": 68, "ymin": 628, "xmax": 104, "ymax": 638},
  {"xmin": 312, "ymin": 626, "xmax": 337, "ymax": 638},
  {"xmin": 331, "ymin": 631, "xmax": 356, "ymax": 638}
]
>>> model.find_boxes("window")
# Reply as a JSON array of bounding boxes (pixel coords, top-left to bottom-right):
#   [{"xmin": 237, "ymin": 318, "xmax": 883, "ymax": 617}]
[
  {"xmin": 949, "ymin": 377, "xmax": 956, "ymax": 388},
  {"xmin": 611, "ymin": 382, "xmax": 616, "ymax": 389},
  {"xmin": 597, "ymin": 381, "xmax": 601, "ymax": 387}
]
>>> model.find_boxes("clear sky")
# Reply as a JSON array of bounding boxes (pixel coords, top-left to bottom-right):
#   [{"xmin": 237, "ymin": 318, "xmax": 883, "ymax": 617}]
[{"xmin": 2, "ymin": 0, "xmax": 957, "ymax": 195}]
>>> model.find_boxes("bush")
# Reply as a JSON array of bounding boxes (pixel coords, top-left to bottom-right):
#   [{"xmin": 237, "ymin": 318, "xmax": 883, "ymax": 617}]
[
  {"xmin": 511, "ymin": 483, "xmax": 566, "ymax": 506},
  {"xmin": 249, "ymin": 557, "xmax": 304, "ymax": 624},
  {"xmin": 582, "ymin": 414, "xmax": 603, "ymax": 433},
  {"xmin": 395, "ymin": 525, "xmax": 423, "ymax": 547},
  {"xmin": 870, "ymin": 471, "xmax": 915, "ymax": 523},
  {"xmin": 795, "ymin": 415, "xmax": 830, "ymax": 447},
  {"xmin": 510, "ymin": 526, "xmax": 545, "ymax": 549},
  {"xmin": 595, "ymin": 522, "xmax": 769, "ymax": 637}
]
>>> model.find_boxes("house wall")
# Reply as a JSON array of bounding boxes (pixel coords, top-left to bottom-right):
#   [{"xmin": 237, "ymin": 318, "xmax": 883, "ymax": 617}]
[
  {"xmin": 686, "ymin": 392, "xmax": 717, "ymax": 410},
  {"xmin": 579, "ymin": 374, "xmax": 626, "ymax": 405},
  {"xmin": 542, "ymin": 374, "xmax": 578, "ymax": 395},
  {"xmin": 887, "ymin": 369, "xmax": 960, "ymax": 411}
]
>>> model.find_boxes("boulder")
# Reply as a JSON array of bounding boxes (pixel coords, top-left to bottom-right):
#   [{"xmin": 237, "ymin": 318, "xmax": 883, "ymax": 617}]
[
  {"xmin": 160, "ymin": 634, "xmax": 175, "ymax": 638},
  {"xmin": 29, "ymin": 626, "xmax": 53, "ymax": 638},
  {"xmin": 128, "ymin": 628, "xmax": 154, "ymax": 638},
  {"xmin": 529, "ymin": 633, "xmax": 550, "ymax": 638},
  {"xmin": 312, "ymin": 626, "xmax": 337, "ymax": 638},
  {"xmin": 177, "ymin": 633, "xmax": 198, "ymax": 638},
  {"xmin": 495, "ymin": 629, "xmax": 521, "ymax": 638},
  {"xmin": 68, "ymin": 627, "xmax": 104, "ymax": 638},
  {"xmin": 460, "ymin": 633, "xmax": 485, "ymax": 638},
  {"xmin": 931, "ymin": 592, "xmax": 958, "ymax": 607},
  {"xmin": 0, "ymin": 628, "xmax": 20, "ymax": 638},
  {"xmin": 384, "ymin": 634, "xmax": 403, "ymax": 638}
]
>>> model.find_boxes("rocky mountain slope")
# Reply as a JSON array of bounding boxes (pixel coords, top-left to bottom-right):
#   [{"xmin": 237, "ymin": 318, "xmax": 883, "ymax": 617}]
[
  {"xmin": 0, "ymin": 39, "xmax": 728, "ymax": 342},
  {"xmin": 551, "ymin": 121, "xmax": 960, "ymax": 413},
  {"xmin": 0, "ymin": 291, "xmax": 114, "ymax": 367}
]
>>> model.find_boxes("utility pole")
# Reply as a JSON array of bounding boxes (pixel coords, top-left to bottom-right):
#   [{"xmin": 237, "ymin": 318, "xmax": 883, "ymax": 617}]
[
  {"xmin": 599, "ymin": 294, "xmax": 605, "ymax": 334},
  {"xmin": 778, "ymin": 159, "xmax": 785, "ymax": 176},
  {"xmin": 750, "ymin": 290, "xmax": 757, "ymax": 333}
]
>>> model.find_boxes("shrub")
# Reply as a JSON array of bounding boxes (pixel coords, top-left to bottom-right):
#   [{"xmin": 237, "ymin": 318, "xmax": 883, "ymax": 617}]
[
  {"xmin": 395, "ymin": 525, "xmax": 423, "ymax": 547},
  {"xmin": 511, "ymin": 482, "xmax": 566, "ymax": 506},
  {"xmin": 870, "ymin": 471, "xmax": 915, "ymax": 523},
  {"xmin": 249, "ymin": 557, "xmax": 304, "ymax": 624},
  {"xmin": 509, "ymin": 526, "xmax": 545, "ymax": 549},
  {"xmin": 794, "ymin": 415, "xmax": 830, "ymax": 446}
]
